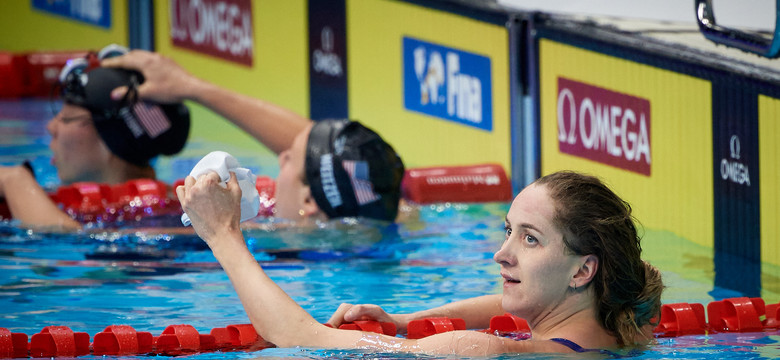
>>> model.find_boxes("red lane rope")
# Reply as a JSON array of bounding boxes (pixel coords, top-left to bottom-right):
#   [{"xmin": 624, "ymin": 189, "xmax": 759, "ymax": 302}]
[
  {"xmin": 3, "ymin": 297, "xmax": 779, "ymax": 358},
  {"xmin": 0, "ymin": 164, "xmax": 511, "ymax": 221}
]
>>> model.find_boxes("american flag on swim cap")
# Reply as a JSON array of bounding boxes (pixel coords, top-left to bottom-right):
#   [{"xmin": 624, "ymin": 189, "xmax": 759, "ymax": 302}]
[
  {"xmin": 342, "ymin": 160, "xmax": 380, "ymax": 205},
  {"xmin": 132, "ymin": 102, "xmax": 170, "ymax": 139}
]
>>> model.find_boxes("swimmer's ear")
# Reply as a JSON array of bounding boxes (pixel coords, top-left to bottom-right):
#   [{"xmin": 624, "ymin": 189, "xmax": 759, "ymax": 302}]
[
  {"xmin": 300, "ymin": 186, "xmax": 321, "ymax": 218},
  {"xmin": 572, "ymin": 254, "xmax": 599, "ymax": 288}
]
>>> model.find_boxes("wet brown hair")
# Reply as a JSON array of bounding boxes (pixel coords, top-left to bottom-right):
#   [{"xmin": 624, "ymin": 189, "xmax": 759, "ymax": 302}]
[{"xmin": 534, "ymin": 171, "xmax": 663, "ymax": 346}]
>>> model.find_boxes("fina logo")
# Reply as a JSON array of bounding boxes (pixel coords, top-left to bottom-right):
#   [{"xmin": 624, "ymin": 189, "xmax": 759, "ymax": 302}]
[{"xmin": 403, "ymin": 37, "xmax": 493, "ymax": 131}]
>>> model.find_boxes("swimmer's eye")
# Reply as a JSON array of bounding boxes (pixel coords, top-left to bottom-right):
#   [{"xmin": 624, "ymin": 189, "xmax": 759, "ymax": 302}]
[
  {"xmin": 504, "ymin": 225, "xmax": 511, "ymax": 238},
  {"xmin": 60, "ymin": 114, "xmax": 91, "ymax": 124},
  {"xmin": 525, "ymin": 234, "xmax": 538, "ymax": 244}
]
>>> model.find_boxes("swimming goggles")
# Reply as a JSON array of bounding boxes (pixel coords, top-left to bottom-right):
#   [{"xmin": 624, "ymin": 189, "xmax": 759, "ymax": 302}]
[
  {"xmin": 54, "ymin": 44, "xmax": 138, "ymax": 116},
  {"xmin": 57, "ymin": 44, "xmax": 130, "ymax": 100}
]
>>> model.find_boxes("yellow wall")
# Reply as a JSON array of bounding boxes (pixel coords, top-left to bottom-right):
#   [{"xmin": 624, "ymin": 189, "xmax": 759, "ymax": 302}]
[
  {"xmin": 347, "ymin": 0, "xmax": 511, "ymax": 171},
  {"xmin": 0, "ymin": 0, "xmax": 128, "ymax": 51},
  {"xmin": 760, "ymin": 95, "xmax": 780, "ymax": 268},
  {"xmin": 152, "ymin": 0, "xmax": 309, "ymax": 156},
  {"xmin": 539, "ymin": 39, "xmax": 714, "ymax": 248}
]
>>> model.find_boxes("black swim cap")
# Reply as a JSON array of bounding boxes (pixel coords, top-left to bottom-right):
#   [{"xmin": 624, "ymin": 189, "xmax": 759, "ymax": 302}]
[
  {"xmin": 60, "ymin": 66, "xmax": 190, "ymax": 167},
  {"xmin": 305, "ymin": 120, "xmax": 405, "ymax": 221}
]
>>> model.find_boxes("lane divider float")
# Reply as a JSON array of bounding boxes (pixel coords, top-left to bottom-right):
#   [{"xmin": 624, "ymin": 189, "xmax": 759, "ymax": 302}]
[
  {"xmin": 1, "ymin": 163, "xmax": 511, "ymax": 221},
  {"xmin": 7, "ymin": 297, "xmax": 778, "ymax": 358}
]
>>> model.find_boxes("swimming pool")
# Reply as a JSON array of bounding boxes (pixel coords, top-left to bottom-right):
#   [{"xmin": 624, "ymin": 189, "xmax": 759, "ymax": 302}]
[{"xmin": 2, "ymin": 100, "xmax": 780, "ymax": 359}]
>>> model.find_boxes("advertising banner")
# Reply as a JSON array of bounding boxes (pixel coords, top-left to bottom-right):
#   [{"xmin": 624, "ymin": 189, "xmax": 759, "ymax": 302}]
[
  {"xmin": 539, "ymin": 39, "xmax": 714, "ymax": 248},
  {"xmin": 308, "ymin": 0, "xmax": 348, "ymax": 120},
  {"xmin": 32, "ymin": 0, "xmax": 111, "ymax": 28},
  {"xmin": 403, "ymin": 36, "xmax": 493, "ymax": 132},
  {"xmin": 169, "ymin": 0, "xmax": 254, "ymax": 66},
  {"xmin": 712, "ymin": 82, "xmax": 760, "ymax": 296},
  {"xmin": 556, "ymin": 77, "xmax": 651, "ymax": 176},
  {"xmin": 347, "ymin": 0, "xmax": 510, "ymax": 171}
]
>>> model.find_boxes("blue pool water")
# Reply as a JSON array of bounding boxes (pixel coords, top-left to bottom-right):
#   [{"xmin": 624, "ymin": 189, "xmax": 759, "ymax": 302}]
[{"xmin": 2, "ymin": 100, "xmax": 780, "ymax": 359}]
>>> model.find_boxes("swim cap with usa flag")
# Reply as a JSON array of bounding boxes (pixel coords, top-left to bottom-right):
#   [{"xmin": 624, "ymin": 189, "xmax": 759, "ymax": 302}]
[
  {"xmin": 304, "ymin": 119, "xmax": 404, "ymax": 221},
  {"xmin": 60, "ymin": 65, "xmax": 190, "ymax": 167}
]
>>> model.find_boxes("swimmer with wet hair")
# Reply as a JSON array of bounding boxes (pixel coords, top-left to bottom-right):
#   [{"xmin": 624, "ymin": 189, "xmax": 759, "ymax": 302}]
[
  {"xmin": 178, "ymin": 170, "xmax": 664, "ymax": 354},
  {"xmin": 103, "ymin": 50, "xmax": 404, "ymax": 223},
  {"xmin": 0, "ymin": 45, "xmax": 190, "ymax": 229}
]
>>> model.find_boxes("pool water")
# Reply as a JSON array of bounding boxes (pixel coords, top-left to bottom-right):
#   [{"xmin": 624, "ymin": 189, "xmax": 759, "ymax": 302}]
[{"xmin": 2, "ymin": 100, "xmax": 780, "ymax": 359}]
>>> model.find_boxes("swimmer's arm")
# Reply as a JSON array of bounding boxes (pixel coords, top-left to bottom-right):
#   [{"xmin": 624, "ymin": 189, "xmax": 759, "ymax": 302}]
[
  {"xmin": 0, "ymin": 166, "xmax": 79, "ymax": 230},
  {"xmin": 178, "ymin": 172, "xmax": 332, "ymax": 346},
  {"xmin": 178, "ymin": 175, "xmax": 529, "ymax": 354},
  {"xmin": 184, "ymin": 79, "xmax": 310, "ymax": 155},
  {"xmin": 329, "ymin": 294, "xmax": 504, "ymax": 332},
  {"xmin": 102, "ymin": 51, "xmax": 309, "ymax": 154},
  {"xmin": 213, "ymin": 244, "xmax": 537, "ymax": 354}
]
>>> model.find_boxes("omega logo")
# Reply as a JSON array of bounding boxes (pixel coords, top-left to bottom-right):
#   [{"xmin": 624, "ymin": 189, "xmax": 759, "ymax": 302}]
[
  {"xmin": 721, "ymin": 134, "xmax": 750, "ymax": 186},
  {"xmin": 313, "ymin": 26, "xmax": 342, "ymax": 77}
]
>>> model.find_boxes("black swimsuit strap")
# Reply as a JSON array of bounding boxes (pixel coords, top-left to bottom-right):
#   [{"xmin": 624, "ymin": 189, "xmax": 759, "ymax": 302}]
[
  {"xmin": 549, "ymin": 337, "xmax": 588, "ymax": 352},
  {"xmin": 549, "ymin": 338, "xmax": 634, "ymax": 358}
]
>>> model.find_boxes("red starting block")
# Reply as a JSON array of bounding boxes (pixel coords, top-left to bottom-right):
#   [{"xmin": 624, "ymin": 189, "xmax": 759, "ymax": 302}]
[
  {"xmin": 402, "ymin": 164, "xmax": 513, "ymax": 204},
  {"xmin": 24, "ymin": 51, "xmax": 96, "ymax": 97},
  {"xmin": 0, "ymin": 327, "xmax": 28, "ymax": 358},
  {"xmin": 406, "ymin": 317, "xmax": 466, "ymax": 339},
  {"xmin": 93, "ymin": 325, "xmax": 153, "ymax": 355},
  {"xmin": 29, "ymin": 326, "xmax": 90, "ymax": 357},
  {"xmin": 0, "ymin": 52, "xmax": 27, "ymax": 98},
  {"xmin": 654, "ymin": 302, "xmax": 707, "ymax": 337},
  {"xmin": 707, "ymin": 297, "xmax": 765, "ymax": 332}
]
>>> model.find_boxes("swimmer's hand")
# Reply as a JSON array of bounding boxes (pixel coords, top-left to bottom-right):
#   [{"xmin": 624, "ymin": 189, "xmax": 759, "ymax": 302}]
[
  {"xmin": 176, "ymin": 171, "xmax": 243, "ymax": 246},
  {"xmin": 327, "ymin": 303, "xmax": 411, "ymax": 334},
  {"xmin": 102, "ymin": 50, "xmax": 202, "ymax": 104}
]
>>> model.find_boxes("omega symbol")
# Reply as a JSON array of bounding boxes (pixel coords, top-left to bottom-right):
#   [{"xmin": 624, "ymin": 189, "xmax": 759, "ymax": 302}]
[
  {"xmin": 321, "ymin": 27, "xmax": 334, "ymax": 53},
  {"xmin": 730, "ymin": 135, "xmax": 740, "ymax": 160}
]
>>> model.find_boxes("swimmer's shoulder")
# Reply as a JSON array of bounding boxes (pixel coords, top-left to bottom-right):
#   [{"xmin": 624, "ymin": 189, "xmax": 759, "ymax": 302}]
[{"xmin": 414, "ymin": 330, "xmax": 575, "ymax": 355}]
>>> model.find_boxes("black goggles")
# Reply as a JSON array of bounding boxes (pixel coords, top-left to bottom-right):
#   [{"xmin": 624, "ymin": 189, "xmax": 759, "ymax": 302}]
[{"xmin": 53, "ymin": 44, "xmax": 138, "ymax": 117}]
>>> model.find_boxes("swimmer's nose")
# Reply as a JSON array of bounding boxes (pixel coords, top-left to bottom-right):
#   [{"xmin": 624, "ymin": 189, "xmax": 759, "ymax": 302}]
[{"xmin": 493, "ymin": 241, "xmax": 512, "ymax": 266}]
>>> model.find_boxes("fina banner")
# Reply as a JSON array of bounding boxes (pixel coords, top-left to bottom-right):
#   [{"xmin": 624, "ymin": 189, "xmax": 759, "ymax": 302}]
[
  {"xmin": 403, "ymin": 37, "xmax": 493, "ymax": 131},
  {"xmin": 32, "ymin": 0, "xmax": 111, "ymax": 28},
  {"xmin": 169, "ymin": 0, "xmax": 254, "ymax": 66}
]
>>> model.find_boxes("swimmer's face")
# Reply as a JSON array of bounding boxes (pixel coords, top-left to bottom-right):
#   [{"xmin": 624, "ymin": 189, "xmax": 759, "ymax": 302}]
[
  {"xmin": 46, "ymin": 103, "xmax": 113, "ymax": 184},
  {"xmin": 275, "ymin": 124, "xmax": 319, "ymax": 220},
  {"xmin": 493, "ymin": 183, "xmax": 583, "ymax": 323}
]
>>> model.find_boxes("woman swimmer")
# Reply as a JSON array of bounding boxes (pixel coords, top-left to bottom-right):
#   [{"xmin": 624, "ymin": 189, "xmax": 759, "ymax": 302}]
[
  {"xmin": 178, "ymin": 170, "xmax": 664, "ymax": 354},
  {"xmin": 0, "ymin": 46, "xmax": 190, "ymax": 229}
]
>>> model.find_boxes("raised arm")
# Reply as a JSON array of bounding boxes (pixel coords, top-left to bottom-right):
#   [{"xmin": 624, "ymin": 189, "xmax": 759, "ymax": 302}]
[
  {"xmin": 327, "ymin": 294, "xmax": 505, "ymax": 333},
  {"xmin": 176, "ymin": 172, "xmax": 531, "ymax": 355},
  {"xmin": 101, "ymin": 51, "xmax": 310, "ymax": 154},
  {"xmin": 0, "ymin": 166, "xmax": 79, "ymax": 230}
]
